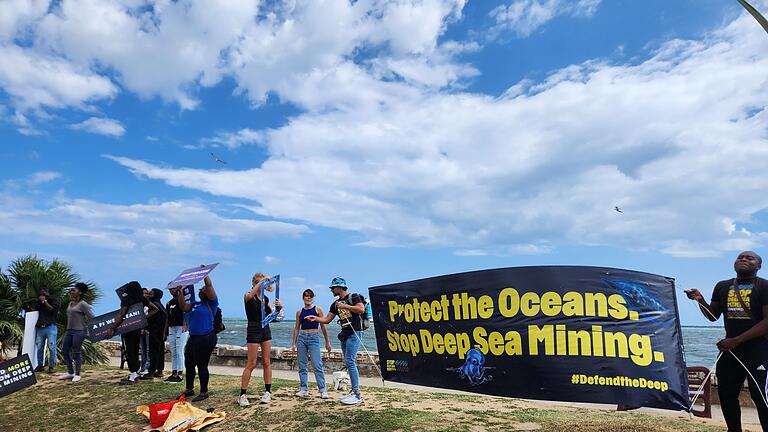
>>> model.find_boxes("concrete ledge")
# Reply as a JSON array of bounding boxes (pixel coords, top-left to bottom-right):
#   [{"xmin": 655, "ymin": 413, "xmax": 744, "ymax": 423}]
[{"xmin": 97, "ymin": 340, "xmax": 382, "ymax": 377}]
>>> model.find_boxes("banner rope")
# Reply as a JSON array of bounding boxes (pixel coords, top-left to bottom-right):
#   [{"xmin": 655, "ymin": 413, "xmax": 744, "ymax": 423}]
[
  {"xmin": 691, "ymin": 296, "xmax": 768, "ymax": 410},
  {"xmin": 351, "ymin": 328, "xmax": 385, "ymax": 385},
  {"xmin": 688, "ymin": 351, "xmax": 721, "ymax": 413}
]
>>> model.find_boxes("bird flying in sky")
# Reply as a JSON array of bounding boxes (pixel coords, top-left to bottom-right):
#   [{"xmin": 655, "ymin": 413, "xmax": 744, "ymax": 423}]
[
  {"xmin": 210, "ymin": 152, "xmax": 227, "ymax": 164},
  {"xmin": 614, "ymin": 206, "xmax": 623, "ymax": 213}
]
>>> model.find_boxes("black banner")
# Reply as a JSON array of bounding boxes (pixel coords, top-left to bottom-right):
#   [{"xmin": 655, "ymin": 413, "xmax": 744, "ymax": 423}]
[
  {"xmin": 370, "ymin": 266, "xmax": 689, "ymax": 411},
  {"xmin": 0, "ymin": 354, "xmax": 37, "ymax": 398},
  {"xmin": 88, "ymin": 303, "xmax": 147, "ymax": 342}
]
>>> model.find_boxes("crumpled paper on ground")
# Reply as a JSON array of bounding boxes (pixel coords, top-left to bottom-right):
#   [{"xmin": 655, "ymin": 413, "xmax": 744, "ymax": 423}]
[{"xmin": 137, "ymin": 400, "xmax": 225, "ymax": 431}]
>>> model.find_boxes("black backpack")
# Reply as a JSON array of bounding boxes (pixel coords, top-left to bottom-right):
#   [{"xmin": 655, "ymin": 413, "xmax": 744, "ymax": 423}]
[
  {"xmin": 353, "ymin": 293, "xmax": 370, "ymax": 331},
  {"xmin": 207, "ymin": 303, "xmax": 226, "ymax": 334}
]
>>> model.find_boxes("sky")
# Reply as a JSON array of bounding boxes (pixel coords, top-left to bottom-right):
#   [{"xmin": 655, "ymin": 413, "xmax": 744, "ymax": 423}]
[{"xmin": 1, "ymin": 0, "xmax": 767, "ymax": 325}]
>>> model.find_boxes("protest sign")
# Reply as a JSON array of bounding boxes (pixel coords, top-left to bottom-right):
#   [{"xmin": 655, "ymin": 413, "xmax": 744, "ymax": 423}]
[
  {"xmin": 370, "ymin": 266, "xmax": 689, "ymax": 411},
  {"xmin": 0, "ymin": 354, "xmax": 37, "ymax": 398},
  {"xmin": 261, "ymin": 275, "xmax": 280, "ymax": 327},
  {"xmin": 166, "ymin": 263, "xmax": 219, "ymax": 289},
  {"xmin": 88, "ymin": 303, "xmax": 147, "ymax": 342}
]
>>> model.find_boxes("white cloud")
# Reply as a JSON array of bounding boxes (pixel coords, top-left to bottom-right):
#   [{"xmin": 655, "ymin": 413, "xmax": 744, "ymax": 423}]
[
  {"xmin": 27, "ymin": 171, "xmax": 62, "ymax": 186},
  {"xmin": 106, "ymin": 12, "xmax": 768, "ymax": 257},
  {"xmin": 69, "ymin": 117, "xmax": 125, "ymax": 137},
  {"xmin": 202, "ymin": 128, "xmax": 264, "ymax": 150},
  {"xmin": 0, "ymin": 192, "xmax": 311, "ymax": 257},
  {"xmin": 264, "ymin": 255, "xmax": 281, "ymax": 264},
  {"xmin": 489, "ymin": 0, "xmax": 602, "ymax": 38},
  {"xmin": 145, "ymin": 136, "xmax": 159, "ymax": 142}
]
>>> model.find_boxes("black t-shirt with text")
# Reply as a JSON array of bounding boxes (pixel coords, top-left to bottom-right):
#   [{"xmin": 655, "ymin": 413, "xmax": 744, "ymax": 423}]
[
  {"xmin": 166, "ymin": 298, "xmax": 184, "ymax": 327},
  {"xmin": 711, "ymin": 277, "xmax": 768, "ymax": 339},
  {"xmin": 330, "ymin": 293, "xmax": 364, "ymax": 333}
]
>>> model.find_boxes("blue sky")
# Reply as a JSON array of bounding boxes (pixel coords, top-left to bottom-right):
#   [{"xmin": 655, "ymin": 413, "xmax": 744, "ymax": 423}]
[{"xmin": 1, "ymin": 0, "xmax": 767, "ymax": 324}]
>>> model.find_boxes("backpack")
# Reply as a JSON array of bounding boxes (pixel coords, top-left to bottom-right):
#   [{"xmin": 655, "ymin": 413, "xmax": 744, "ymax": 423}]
[
  {"xmin": 206, "ymin": 303, "xmax": 226, "ymax": 334},
  {"xmin": 353, "ymin": 294, "xmax": 371, "ymax": 331}
]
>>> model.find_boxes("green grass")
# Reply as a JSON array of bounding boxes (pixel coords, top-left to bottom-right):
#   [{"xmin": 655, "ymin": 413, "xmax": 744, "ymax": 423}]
[{"xmin": 0, "ymin": 366, "xmax": 726, "ymax": 432}]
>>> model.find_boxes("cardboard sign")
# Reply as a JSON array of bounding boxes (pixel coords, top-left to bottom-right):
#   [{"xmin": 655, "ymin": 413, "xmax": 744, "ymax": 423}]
[
  {"xmin": 261, "ymin": 275, "xmax": 280, "ymax": 327},
  {"xmin": 167, "ymin": 263, "xmax": 219, "ymax": 289},
  {"xmin": 0, "ymin": 354, "xmax": 37, "ymax": 398},
  {"xmin": 88, "ymin": 303, "xmax": 147, "ymax": 342}
]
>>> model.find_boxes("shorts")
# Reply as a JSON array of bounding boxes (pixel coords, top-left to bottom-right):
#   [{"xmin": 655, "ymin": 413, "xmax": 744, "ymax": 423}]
[{"xmin": 246, "ymin": 322, "xmax": 272, "ymax": 344}]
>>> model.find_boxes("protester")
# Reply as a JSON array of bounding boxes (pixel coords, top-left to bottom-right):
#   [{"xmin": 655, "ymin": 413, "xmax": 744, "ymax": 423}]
[
  {"xmin": 238, "ymin": 273, "xmax": 283, "ymax": 406},
  {"xmin": 34, "ymin": 287, "xmax": 60, "ymax": 373},
  {"xmin": 106, "ymin": 281, "xmax": 159, "ymax": 385},
  {"xmin": 306, "ymin": 277, "xmax": 366, "ymax": 405},
  {"xmin": 141, "ymin": 288, "xmax": 167, "ymax": 380},
  {"xmin": 685, "ymin": 251, "xmax": 768, "ymax": 430},
  {"xmin": 58, "ymin": 282, "xmax": 94, "ymax": 383},
  {"xmin": 139, "ymin": 288, "xmax": 152, "ymax": 377},
  {"xmin": 176, "ymin": 270, "xmax": 218, "ymax": 402},
  {"xmin": 164, "ymin": 285, "xmax": 188, "ymax": 383},
  {"xmin": 291, "ymin": 288, "xmax": 332, "ymax": 399}
]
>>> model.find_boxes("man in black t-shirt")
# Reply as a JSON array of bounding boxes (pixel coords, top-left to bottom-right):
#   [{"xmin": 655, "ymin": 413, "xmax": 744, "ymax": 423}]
[
  {"xmin": 141, "ymin": 288, "xmax": 167, "ymax": 380},
  {"xmin": 106, "ymin": 281, "xmax": 159, "ymax": 385},
  {"xmin": 306, "ymin": 277, "xmax": 366, "ymax": 405},
  {"xmin": 34, "ymin": 288, "xmax": 60, "ymax": 373},
  {"xmin": 685, "ymin": 251, "xmax": 768, "ymax": 430}
]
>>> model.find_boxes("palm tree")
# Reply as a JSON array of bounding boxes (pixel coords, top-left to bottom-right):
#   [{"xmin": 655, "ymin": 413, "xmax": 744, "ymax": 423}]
[{"xmin": 1, "ymin": 255, "xmax": 107, "ymax": 365}]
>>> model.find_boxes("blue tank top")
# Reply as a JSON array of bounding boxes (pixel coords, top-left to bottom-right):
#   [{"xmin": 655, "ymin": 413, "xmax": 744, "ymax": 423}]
[{"xmin": 299, "ymin": 306, "xmax": 319, "ymax": 330}]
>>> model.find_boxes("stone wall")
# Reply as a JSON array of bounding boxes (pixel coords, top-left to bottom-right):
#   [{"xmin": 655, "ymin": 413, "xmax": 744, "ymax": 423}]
[{"xmin": 97, "ymin": 341, "xmax": 382, "ymax": 377}]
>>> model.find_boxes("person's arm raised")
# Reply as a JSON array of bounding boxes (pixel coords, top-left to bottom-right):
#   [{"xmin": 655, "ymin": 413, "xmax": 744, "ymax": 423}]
[
  {"xmin": 176, "ymin": 287, "xmax": 192, "ymax": 312},
  {"xmin": 203, "ymin": 272, "xmax": 217, "ymax": 301},
  {"xmin": 684, "ymin": 288, "xmax": 721, "ymax": 321}
]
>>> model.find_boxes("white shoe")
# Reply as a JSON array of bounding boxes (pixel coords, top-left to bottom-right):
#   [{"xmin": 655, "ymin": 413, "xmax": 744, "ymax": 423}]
[
  {"xmin": 295, "ymin": 389, "xmax": 309, "ymax": 397},
  {"xmin": 237, "ymin": 394, "xmax": 250, "ymax": 407},
  {"xmin": 339, "ymin": 391, "xmax": 354, "ymax": 402},
  {"xmin": 341, "ymin": 393, "xmax": 363, "ymax": 405},
  {"xmin": 71, "ymin": 375, "xmax": 81, "ymax": 383},
  {"xmin": 138, "ymin": 370, "xmax": 148, "ymax": 377},
  {"xmin": 320, "ymin": 390, "xmax": 329, "ymax": 399},
  {"xmin": 260, "ymin": 391, "xmax": 271, "ymax": 404},
  {"xmin": 58, "ymin": 373, "xmax": 74, "ymax": 380}
]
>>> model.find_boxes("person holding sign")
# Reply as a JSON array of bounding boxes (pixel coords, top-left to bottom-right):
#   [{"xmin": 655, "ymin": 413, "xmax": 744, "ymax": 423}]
[
  {"xmin": 306, "ymin": 277, "xmax": 366, "ymax": 405},
  {"xmin": 176, "ymin": 269, "xmax": 219, "ymax": 402},
  {"xmin": 58, "ymin": 283, "xmax": 94, "ymax": 383},
  {"xmin": 237, "ymin": 273, "xmax": 282, "ymax": 406},
  {"xmin": 685, "ymin": 251, "xmax": 768, "ymax": 431},
  {"xmin": 106, "ymin": 281, "xmax": 159, "ymax": 385},
  {"xmin": 164, "ymin": 285, "xmax": 188, "ymax": 383},
  {"xmin": 291, "ymin": 289, "xmax": 332, "ymax": 399}
]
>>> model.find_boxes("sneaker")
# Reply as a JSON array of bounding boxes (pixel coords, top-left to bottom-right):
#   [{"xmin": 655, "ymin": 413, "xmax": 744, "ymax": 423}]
[
  {"xmin": 58, "ymin": 373, "xmax": 75, "ymax": 380},
  {"xmin": 339, "ymin": 391, "xmax": 355, "ymax": 402},
  {"xmin": 34, "ymin": 366, "xmax": 45, "ymax": 373},
  {"xmin": 192, "ymin": 392, "xmax": 209, "ymax": 402},
  {"xmin": 237, "ymin": 394, "xmax": 250, "ymax": 407},
  {"xmin": 181, "ymin": 389, "xmax": 195, "ymax": 398},
  {"xmin": 138, "ymin": 369, "xmax": 149, "ymax": 377},
  {"xmin": 320, "ymin": 390, "xmax": 329, "ymax": 399},
  {"xmin": 165, "ymin": 375, "xmax": 182, "ymax": 384},
  {"xmin": 260, "ymin": 391, "xmax": 271, "ymax": 404},
  {"xmin": 71, "ymin": 375, "xmax": 81, "ymax": 383},
  {"xmin": 119, "ymin": 377, "xmax": 137, "ymax": 385},
  {"xmin": 341, "ymin": 393, "xmax": 363, "ymax": 405},
  {"xmin": 295, "ymin": 389, "xmax": 309, "ymax": 397},
  {"xmin": 139, "ymin": 373, "xmax": 154, "ymax": 380},
  {"xmin": 153, "ymin": 371, "xmax": 164, "ymax": 378},
  {"xmin": 47, "ymin": 367, "xmax": 54, "ymax": 373}
]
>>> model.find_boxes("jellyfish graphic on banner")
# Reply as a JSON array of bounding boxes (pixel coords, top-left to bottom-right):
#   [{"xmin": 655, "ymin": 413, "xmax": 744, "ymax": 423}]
[{"xmin": 370, "ymin": 266, "xmax": 689, "ymax": 411}]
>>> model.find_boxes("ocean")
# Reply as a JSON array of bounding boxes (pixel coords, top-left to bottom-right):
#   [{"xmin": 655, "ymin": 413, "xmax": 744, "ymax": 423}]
[{"xmin": 220, "ymin": 320, "xmax": 725, "ymax": 367}]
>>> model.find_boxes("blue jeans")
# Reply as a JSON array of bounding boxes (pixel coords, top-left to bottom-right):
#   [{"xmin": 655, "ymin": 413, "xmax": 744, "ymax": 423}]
[
  {"xmin": 297, "ymin": 331, "xmax": 326, "ymax": 392},
  {"xmin": 62, "ymin": 329, "xmax": 86, "ymax": 375},
  {"xmin": 340, "ymin": 331, "xmax": 361, "ymax": 395},
  {"xmin": 168, "ymin": 326, "xmax": 187, "ymax": 371},
  {"xmin": 35, "ymin": 324, "xmax": 57, "ymax": 368}
]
